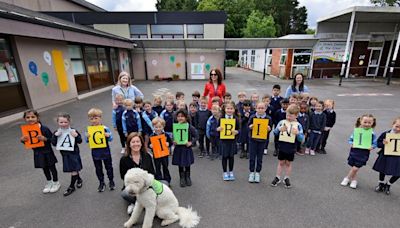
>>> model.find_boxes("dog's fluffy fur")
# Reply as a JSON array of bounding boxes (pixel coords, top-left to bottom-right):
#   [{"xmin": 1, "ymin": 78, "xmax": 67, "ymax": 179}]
[{"xmin": 123, "ymin": 168, "xmax": 200, "ymax": 228}]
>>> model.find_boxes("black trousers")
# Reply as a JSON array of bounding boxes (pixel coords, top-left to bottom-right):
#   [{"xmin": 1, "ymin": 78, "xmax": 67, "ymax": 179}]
[
  {"xmin": 93, "ymin": 158, "xmax": 114, "ymax": 183},
  {"xmin": 117, "ymin": 127, "xmax": 126, "ymax": 148},
  {"xmin": 43, "ymin": 164, "xmax": 58, "ymax": 181},
  {"xmin": 319, "ymin": 130, "xmax": 330, "ymax": 149},
  {"xmin": 198, "ymin": 132, "xmax": 210, "ymax": 153},
  {"xmin": 154, "ymin": 156, "xmax": 171, "ymax": 183}
]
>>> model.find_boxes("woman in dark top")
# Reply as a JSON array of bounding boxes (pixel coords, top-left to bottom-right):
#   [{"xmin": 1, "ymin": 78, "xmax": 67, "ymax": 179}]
[{"xmin": 120, "ymin": 132, "xmax": 155, "ymax": 214}]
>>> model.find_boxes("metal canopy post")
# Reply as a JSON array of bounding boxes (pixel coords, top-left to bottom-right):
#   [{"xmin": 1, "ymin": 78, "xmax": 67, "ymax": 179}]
[
  {"xmin": 140, "ymin": 40, "xmax": 148, "ymax": 80},
  {"xmin": 263, "ymin": 41, "xmax": 270, "ymax": 80},
  {"xmin": 184, "ymin": 40, "xmax": 188, "ymax": 80},
  {"xmin": 345, "ymin": 23, "xmax": 358, "ymax": 78},
  {"xmin": 384, "ymin": 24, "xmax": 398, "ymax": 78},
  {"xmin": 223, "ymin": 40, "xmax": 227, "ymax": 80},
  {"xmin": 387, "ymin": 29, "xmax": 400, "ymax": 85},
  {"xmin": 339, "ymin": 11, "xmax": 356, "ymax": 86}
]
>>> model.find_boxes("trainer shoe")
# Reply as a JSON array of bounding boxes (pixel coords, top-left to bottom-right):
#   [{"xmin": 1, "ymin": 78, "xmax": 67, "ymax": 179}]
[
  {"xmin": 43, "ymin": 181, "xmax": 53, "ymax": 193},
  {"xmin": 264, "ymin": 149, "xmax": 268, "ymax": 155},
  {"xmin": 109, "ymin": 180, "xmax": 116, "ymax": 190},
  {"xmin": 384, "ymin": 184, "xmax": 391, "ymax": 195},
  {"xmin": 63, "ymin": 187, "xmax": 75, "ymax": 196},
  {"xmin": 76, "ymin": 178, "xmax": 83, "ymax": 188},
  {"xmin": 254, "ymin": 172, "xmax": 261, "ymax": 183},
  {"xmin": 98, "ymin": 182, "xmax": 106, "ymax": 192},
  {"xmin": 120, "ymin": 148, "xmax": 125, "ymax": 154},
  {"xmin": 375, "ymin": 182, "xmax": 385, "ymax": 192},
  {"xmin": 310, "ymin": 150, "xmax": 316, "ymax": 156},
  {"xmin": 273, "ymin": 150, "xmax": 278, "ymax": 157},
  {"xmin": 223, "ymin": 172, "xmax": 229, "ymax": 181},
  {"xmin": 127, "ymin": 203, "xmax": 135, "ymax": 215},
  {"xmin": 248, "ymin": 172, "xmax": 255, "ymax": 183},
  {"xmin": 350, "ymin": 180, "xmax": 358, "ymax": 189},
  {"xmin": 198, "ymin": 151, "xmax": 204, "ymax": 158},
  {"xmin": 50, "ymin": 181, "xmax": 61, "ymax": 193},
  {"xmin": 341, "ymin": 177, "xmax": 350, "ymax": 186},
  {"xmin": 229, "ymin": 172, "xmax": 235, "ymax": 181},
  {"xmin": 319, "ymin": 148, "xmax": 327, "ymax": 154},
  {"xmin": 284, "ymin": 178, "xmax": 292, "ymax": 188},
  {"xmin": 271, "ymin": 177, "xmax": 281, "ymax": 187},
  {"xmin": 305, "ymin": 148, "xmax": 310, "ymax": 155}
]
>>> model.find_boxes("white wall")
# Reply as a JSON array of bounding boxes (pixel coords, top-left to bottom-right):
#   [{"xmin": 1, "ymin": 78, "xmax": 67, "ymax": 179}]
[{"xmin": 203, "ymin": 24, "xmax": 224, "ymax": 39}]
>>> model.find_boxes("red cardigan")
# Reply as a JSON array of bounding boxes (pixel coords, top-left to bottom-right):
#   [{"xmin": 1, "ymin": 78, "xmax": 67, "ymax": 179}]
[{"xmin": 203, "ymin": 82, "xmax": 226, "ymax": 109}]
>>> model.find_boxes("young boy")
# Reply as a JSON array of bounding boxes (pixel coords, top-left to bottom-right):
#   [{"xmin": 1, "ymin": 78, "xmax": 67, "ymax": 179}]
[
  {"xmin": 262, "ymin": 94, "xmax": 273, "ymax": 155},
  {"xmin": 160, "ymin": 100, "xmax": 174, "ymax": 140},
  {"xmin": 197, "ymin": 97, "xmax": 212, "ymax": 157},
  {"xmin": 272, "ymin": 98, "xmax": 289, "ymax": 156},
  {"xmin": 122, "ymin": 99, "xmax": 142, "ymax": 137},
  {"xmin": 86, "ymin": 108, "xmax": 115, "ymax": 192},
  {"xmin": 189, "ymin": 102, "xmax": 199, "ymax": 128},
  {"xmin": 224, "ymin": 92, "xmax": 232, "ymax": 103},
  {"xmin": 270, "ymin": 84, "xmax": 283, "ymax": 112},
  {"xmin": 176, "ymin": 91, "xmax": 185, "ymax": 101},
  {"xmin": 134, "ymin": 97, "xmax": 144, "ymax": 113},
  {"xmin": 206, "ymin": 104, "xmax": 221, "ymax": 160},
  {"xmin": 296, "ymin": 102, "xmax": 309, "ymax": 155},
  {"xmin": 192, "ymin": 91, "xmax": 201, "ymax": 109},
  {"xmin": 149, "ymin": 117, "xmax": 173, "ymax": 185},
  {"xmin": 142, "ymin": 101, "xmax": 158, "ymax": 149},
  {"xmin": 250, "ymin": 93, "xmax": 259, "ymax": 110},
  {"xmin": 248, "ymin": 101, "xmax": 273, "ymax": 183},
  {"xmin": 239, "ymin": 99, "xmax": 253, "ymax": 159},
  {"xmin": 305, "ymin": 101, "xmax": 326, "ymax": 156},
  {"xmin": 236, "ymin": 91, "xmax": 247, "ymax": 114},
  {"xmin": 112, "ymin": 94, "xmax": 126, "ymax": 154},
  {"xmin": 318, "ymin": 99, "xmax": 336, "ymax": 154},
  {"xmin": 211, "ymin": 96, "xmax": 221, "ymax": 107},
  {"xmin": 271, "ymin": 104, "xmax": 304, "ymax": 188}
]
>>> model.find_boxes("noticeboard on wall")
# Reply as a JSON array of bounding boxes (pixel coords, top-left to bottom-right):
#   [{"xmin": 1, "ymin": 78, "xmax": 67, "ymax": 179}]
[
  {"xmin": 191, "ymin": 63, "xmax": 205, "ymax": 80},
  {"xmin": 313, "ymin": 42, "xmax": 350, "ymax": 63}
]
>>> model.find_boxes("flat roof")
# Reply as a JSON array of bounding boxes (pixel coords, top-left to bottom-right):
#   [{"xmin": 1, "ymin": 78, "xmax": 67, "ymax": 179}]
[
  {"xmin": 317, "ymin": 6, "xmax": 400, "ymax": 23},
  {"xmin": 43, "ymin": 11, "xmax": 227, "ymax": 25},
  {"xmin": 68, "ymin": 0, "xmax": 106, "ymax": 12}
]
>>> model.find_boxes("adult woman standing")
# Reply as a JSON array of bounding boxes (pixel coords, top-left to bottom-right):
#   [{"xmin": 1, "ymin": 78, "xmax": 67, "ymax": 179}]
[
  {"xmin": 284, "ymin": 73, "xmax": 310, "ymax": 98},
  {"xmin": 203, "ymin": 68, "xmax": 226, "ymax": 109},
  {"xmin": 112, "ymin": 72, "xmax": 144, "ymax": 107},
  {"xmin": 120, "ymin": 132, "xmax": 155, "ymax": 214}
]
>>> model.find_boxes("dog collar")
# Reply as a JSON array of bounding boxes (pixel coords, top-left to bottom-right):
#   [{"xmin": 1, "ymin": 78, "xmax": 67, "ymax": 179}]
[{"xmin": 150, "ymin": 180, "xmax": 163, "ymax": 195}]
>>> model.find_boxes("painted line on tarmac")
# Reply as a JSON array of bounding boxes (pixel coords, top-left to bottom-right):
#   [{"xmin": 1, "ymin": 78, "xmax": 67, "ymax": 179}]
[
  {"xmin": 337, "ymin": 93, "xmax": 393, "ymax": 96},
  {"xmin": 336, "ymin": 108, "xmax": 400, "ymax": 111}
]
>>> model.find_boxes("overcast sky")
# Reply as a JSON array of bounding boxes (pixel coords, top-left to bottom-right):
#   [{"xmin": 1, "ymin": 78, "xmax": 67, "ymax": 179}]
[{"xmin": 86, "ymin": 0, "xmax": 374, "ymax": 28}]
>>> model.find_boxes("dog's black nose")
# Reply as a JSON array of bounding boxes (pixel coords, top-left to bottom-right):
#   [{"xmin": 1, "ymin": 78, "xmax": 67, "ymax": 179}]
[{"xmin": 129, "ymin": 190, "xmax": 135, "ymax": 195}]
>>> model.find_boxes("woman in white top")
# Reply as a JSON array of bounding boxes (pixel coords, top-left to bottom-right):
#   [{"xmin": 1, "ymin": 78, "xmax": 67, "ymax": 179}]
[
  {"xmin": 112, "ymin": 72, "xmax": 144, "ymax": 107},
  {"xmin": 284, "ymin": 73, "xmax": 310, "ymax": 98}
]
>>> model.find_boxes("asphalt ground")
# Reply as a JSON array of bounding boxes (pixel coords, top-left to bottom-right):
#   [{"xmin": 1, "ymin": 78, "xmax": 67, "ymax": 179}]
[{"xmin": 1, "ymin": 67, "xmax": 400, "ymax": 228}]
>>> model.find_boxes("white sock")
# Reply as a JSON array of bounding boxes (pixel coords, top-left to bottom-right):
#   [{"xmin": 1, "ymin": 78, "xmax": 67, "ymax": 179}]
[{"xmin": 284, "ymin": 176, "xmax": 289, "ymax": 180}]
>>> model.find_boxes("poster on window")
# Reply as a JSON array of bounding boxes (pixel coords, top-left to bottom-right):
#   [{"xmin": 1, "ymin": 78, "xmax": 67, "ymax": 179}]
[
  {"xmin": 119, "ymin": 50, "xmax": 130, "ymax": 74},
  {"xmin": 191, "ymin": 63, "xmax": 205, "ymax": 80},
  {"xmin": 313, "ymin": 42, "xmax": 350, "ymax": 63}
]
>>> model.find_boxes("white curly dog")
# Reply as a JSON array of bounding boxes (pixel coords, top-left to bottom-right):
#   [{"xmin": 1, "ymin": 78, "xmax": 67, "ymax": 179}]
[{"xmin": 123, "ymin": 168, "xmax": 200, "ymax": 228}]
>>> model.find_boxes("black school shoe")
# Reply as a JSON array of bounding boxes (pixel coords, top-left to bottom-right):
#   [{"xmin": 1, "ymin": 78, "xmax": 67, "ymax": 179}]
[
  {"xmin": 384, "ymin": 184, "xmax": 391, "ymax": 195},
  {"xmin": 98, "ymin": 182, "xmax": 106, "ymax": 192},
  {"xmin": 284, "ymin": 178, "xmax": 292, "ymax": 189},
  {"xmin": 271, "ymin": 177, "xmax": 281, "ymax": 187},
  {"xmin": 109, "ymin": 180, "xmax": 116, "ymax": 190},
  {"xmin": 375, "ymin": 182, "xmax": 385, "ymax": 192},
  {"xmin": 76, "ymin": 178, "xmax": 83, "ymax": 188},
  {"xmin": 63, "ymin": 187, "xmax": 75, "ymax": 196},
  {"xmin": 318, "ymin": 148, "xmax": 327, "ymax": 154}
]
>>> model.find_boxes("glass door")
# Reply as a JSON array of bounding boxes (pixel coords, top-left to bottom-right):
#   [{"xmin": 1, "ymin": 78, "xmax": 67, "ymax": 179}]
[{"xmin": 366, "ymin": 48, "xmax": 382, "ymax": 76}]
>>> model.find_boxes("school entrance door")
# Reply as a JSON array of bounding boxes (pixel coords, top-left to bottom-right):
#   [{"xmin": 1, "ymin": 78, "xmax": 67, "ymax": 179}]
[{"xmin": 366, "ymin": 48, "xmax": 382, "ymax": 77}]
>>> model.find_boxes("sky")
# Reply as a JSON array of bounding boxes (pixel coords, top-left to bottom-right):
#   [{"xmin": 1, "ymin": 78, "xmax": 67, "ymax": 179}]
[{"xmin": 86, "ymin": 0, "xmax": 374, "ymax": 28}]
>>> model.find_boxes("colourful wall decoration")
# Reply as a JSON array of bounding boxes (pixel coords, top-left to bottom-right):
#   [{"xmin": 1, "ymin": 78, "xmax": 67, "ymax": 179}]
[
  {"xmin": 28, "ymin": 61, "xmax": 38, "ymax": 76},
  {"xmin": 51, "ymin": 50, "xmax": 69, "ymax": 93},
  {"xmin": 43, "ymin": 51, "xmax": 52, "ymax": 66},
  {"xmin": 41, "ymin": 72, "xmax": 49, "ymax": 86},
  {"xmin": 205, "ymin": 64, "xmax": 211, "ymax": 71},
  {"xmin": 176, "ymin": 62, "xmax": 181, "ymax": 68},
  {"xmin": 169, "ymin": 55, "xmax": 175, "ymax": 63}
]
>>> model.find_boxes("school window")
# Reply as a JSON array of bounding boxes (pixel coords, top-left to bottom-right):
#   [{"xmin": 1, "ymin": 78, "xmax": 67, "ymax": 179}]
[
  {"xmin": 110, "ymin": 48, "xmax": 119, "ymax": 83},
  {"xmin": 267, "ymin": 49, "xmax": 272, "ymax": 65},
  {"xmin": 293, "ymin": 49, "xmax": 312, "ymax": 65},
  {"xmin": 187, "ymin": 24, "xmax": 204, "ymax": 39},
  {"xmin": 250, "ymin": 50, "xmax": 256, "ymax": 69},
  {"xmin": 130, "ymin": 25, "xmax": 148, "ymax": 39},
  {"xmin": 0, "ymin": 36, "xmax": 26, "ymax": 115},
  {"xmin": 84, "ymin": 46, "xmax": 113, "ymax": 90},
  {"xmin": 151, "ymin": 25, "xmax": 184, "ymax": 39},
  {"xmin": 68, "ymin": 45, "xmax": 88, "ymax": 93},
  {"xmin": 280, "ymin": 49, "xmax": 288, "ymax": 65}
]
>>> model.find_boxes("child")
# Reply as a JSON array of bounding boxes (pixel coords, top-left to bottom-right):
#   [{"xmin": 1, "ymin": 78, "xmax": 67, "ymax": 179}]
[
  {"xmin": 308, "ymin": 96, "xmax": 318, "ymax": 113},
  {"xmin": 142, "ymin": 100, "xmax": 159, "ymax": 149},
  {"xmin": 224, "ymin": 92, "xmax": 232, "ymax": 103},
  {"xmin": 20, "ymin": 109, "xmax": 60, "ymax": 193},
  {"xmin": 305, "ymin": 101, "xmax": 326, "ymax": 156},
  {"xmin": 289, "ymin": 94, "xmax": 298, "ymax": 105},
  {"xmin": 273, "ymin": 98, "xmax": 290, "ymax": 156},
  {"xmin": 172, "ymin": 110, "xmax": 197, "ymax": 187},
  {"xmin": 197, "ymin": 97, "xmax": 212, "ymax": 157},
  {"xmin": 112, "ymin": 94, "xmax": 127, "ymax": 154},
  {"xmin": 207, "ymin": 105, "xmax": 221, "ymax": 160},
  {"xmin": 149, "ymin": 117, "xmax": 172, "ymax": 185},
  {"xmin": 373, "ymin": 117, "xmax": 400, "ymax": 195},
  {"xmin": 248, "ymin": 102, "xmax": 272, "ymax": 183},
  {"xmin": 152, "ymin": 96, "xmax": 164, "ymax": 115},
  {"xmin": 236, "ymin": 91, "xmax": 247, "ymax": 114},
  {"xmin": 86, "ymin": 108, "xmax": 115, "ymax": 192},
  {"xmin": 318, "ymin": 99, "xmax": 336, "ymax": 154},
  {"xmin": 239, "ymin": 99, "xmax": 253, "ymax": 159},
  {"xmin": 271, "ymin": 104, "xmax": 304, "ymax": 188},
  {"xmin": 211, "ymin": 96, "xmax": 221, "ymax": 107},
  {"xmin": 160, "ymin": 100, "xmax": 175, "ymax": 140},
  {"xmin": 165, "ymin": 92, "xmax": 175, "ymax": 110},
  {"xmin": 134, "ymin": 97, "xmax": 143, "ymax": 113},
  {"xmin": 217, "ymin": 101, "xmax": 240, "ymax": 181},
  {"xmin": 340, "ymin": 114, "xmax": 377, "ymax": 189},
  {"xmin": 262, "ymin": 94, "xmax": 273, "ymax": 155},
  {"xmin": 176, "ymin": 91, "xmax": 185, "ymax": 101},
  {"xmin": 189, "ymin": 102, "xmax": 199, "ymax": 129},
  {"xmin": 296, "ymin": 102, "xmax": 309, "ymax": 155},
  {"xmin": 51, "ymin": 112, "xmax": 83, "ymax": 196},
  {"xmin": 121, "ymin": 99, "xmax": 142, "ymax": 138},
  {"xmin": 192, "ymin": 91, "xmax": 201, "ymax": 108},
  {"xmin": 250, "ymin": 93, "xmax": 259, "ymax": 110},
  {"xmin": 270, "ymin": 84, "xmax": 283, "ymax": 112}
]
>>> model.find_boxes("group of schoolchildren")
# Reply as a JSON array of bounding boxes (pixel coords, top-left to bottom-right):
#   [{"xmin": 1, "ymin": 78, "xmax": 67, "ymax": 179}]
[{"xmin": 20, "ymin": 84, "xmax": 400, "ymax": 197}]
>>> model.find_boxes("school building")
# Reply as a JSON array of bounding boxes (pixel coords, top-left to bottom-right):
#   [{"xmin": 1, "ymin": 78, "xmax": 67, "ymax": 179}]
[{"xmin": 238, "ymin": 6, "xmax": 400, "ymax": 80}]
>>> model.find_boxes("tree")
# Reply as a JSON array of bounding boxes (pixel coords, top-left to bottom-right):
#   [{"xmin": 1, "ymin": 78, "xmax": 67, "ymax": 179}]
[
  {"xmin": 156, "ymin": 0, "xmax": 199, "ymax": 11},
  {"xmin": 370, "ymin": 0, "xmax": 400, "ymax": 6},
  {"xmin": 290, "ymin": 6, "xmax": 308, "ymax": 34},
  {"xmin": 305, "ymin": 28, "xmax": 315, "ymax": 35},
  {"xmin": 242, "ymin": 10, "xmax": 276, "ymax": 38}
]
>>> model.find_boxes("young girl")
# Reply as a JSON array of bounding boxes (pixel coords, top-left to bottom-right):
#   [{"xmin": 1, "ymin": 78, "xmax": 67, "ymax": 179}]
[
  {"xmin": 372, "ymin": 117, "xmax": 400, "ymax": 195},
  {"xmin": 152, "ymin": 96, "xmax": 164, "ymax": 115},
  {"xmin": 20, "ymin": 109, "xmax": 60, "ymax": 193},
  {"xmin": 172, "ymin": 110, "xmax": 197, "ymax": 187},
  {"xmin": 51, "ymin": 113, "xmax": 83, "ymax": 196},
  {"xmin": 239, "ymin": 99, "xmax": 252, "ymax": 159},
  {"xmin": 305, "ymin": 101, "xmax": 326, "ymax": 156},
  {"xmin": 318, "ymin": 99, "xmax": 336, "ymax": 154},
  {"xmin": 341, "ymin": 114, "xmax": 377, "ymax": 189},
  {"xmin": 160, "ymin": 100, "xmax": 174, "ymax": 140},
  {"xmin": 217, "ymin": 101, "xmax": 240, "ymax": 181},
  {"xmin": 308, "ymin": 96, "xmax": 318, "ymax": 113},
  {"xmin": 207, "ymin": 105, "xmax": 221, "ymax": 160},
  {"xmin": 142, "ymin": 101, "xmax": 158, "ymax": 149},
  {"xmin": 112, "ymin": 94, "xmax": 126, "ymax": 154}
]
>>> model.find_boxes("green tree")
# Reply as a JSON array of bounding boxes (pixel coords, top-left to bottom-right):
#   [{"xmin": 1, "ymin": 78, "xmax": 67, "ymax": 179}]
[
  {"xmin": 370, "ymin": 0, "xmax": 400, "ymax": 6},
  {"xmin": 156, "ymin": 0, "xmax": 199, "ymax": 11},
  {"xmin": 242, "ymin": 10, "xmax": 276, "ymax": 38},
  {"xmin": 305, "ymin": 28, "xmax": 315, "ymax": 34},
  {"xmin": 290, "ymin": 6, "xmax": 308, "ymax": 34}
]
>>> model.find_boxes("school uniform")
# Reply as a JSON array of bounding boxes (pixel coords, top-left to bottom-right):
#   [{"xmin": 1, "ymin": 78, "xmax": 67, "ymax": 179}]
[
  {"xmin": 197, "ymin": 108, "xmax": 212, "ymax": 154},
  {"xmin": 273, "ymin": 120, "xmax": 304, "ymax": 161},
  {"xmin": 51, "ymin": 129, "xmax": 82, "ymax": 172},
  {"xmin": 142, "ymin": 110, "xmax": 158, "ymax": 136},
  {"xmin": 149, "ymin": 132, "xmax": 173, "ymax": 183},
  {"xmin": 172, "ymin": 124, "xmax": 197, "ymax": 167},
  {"xmin": 347, "ymin": 130, "xmax": 377, "ymax": 168},
  {"xmin": 306, "ymin": 111, "xmax": 326, "ymax": 151},
  {"xmin": 265, "ymin": 105, "xmax": 274, "ymax": 149},
  {"xmin": 297, "ymin": 112, "xmax": 309, "ymax": 151},
  {"xmin": 160, "ymin": 109, "xmax": 174, "ymax": 138},
  {"xmin": 112, "ymin": 105, "xmax": 126, "ymax": 147},
  {"xmin": 30, "ymin": 124, "xmax": 58, "ymax": 169},
  {"xmin": 248, "ymin": 113, "xmax": 273, "ymax": 172},
  {"xmin": 319, "ymin": 109, "xmax": 336, "ymax": 150},
  {"xmin": 206, "ymin": 115, "xmax": 220, "ymax": 158},
  {"xmin": 270, "ymin": 96, "xmax": 283, "ymax": 112},
  {"xmin": 239, "ymin": 110, "xmax": 254, "ymax": 153},
  {"xmin": 122, "ymin": 109, "xmax": 142, "ymax": 135},
  {"xmin": 236, "ymin": 101, "xmax": 244, "ymax": 115},
  {"xmin": 218, "ymin": 115, "xmax": 240, "ymax": 158},
  {"xmin": 373, "ymin": 130, "xmax": 400, "ymax": 176},
  {"xmin": 273, "ymin": 108, "xmax": 287, "ymax": 153},
  {"xmin": 152, "ymin": 105, "xmax": 164, "ymax": 116}
]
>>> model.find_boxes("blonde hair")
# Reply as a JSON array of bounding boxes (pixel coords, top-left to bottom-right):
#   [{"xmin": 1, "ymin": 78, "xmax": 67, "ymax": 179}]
[
  {"xmin": 324, "ymin": 99, "xmax": 335, "ymax": 109},
  {"xmin": 115, "ymin": 94, "xmax": 124, "ymax": 100},
  {"xmin": 152, "ymin": 117, "xmax": 165, "ymax": 127},
  {"xmin": 88, "ymin": 108, "xmax": 103, "ymax": 117},
  {"xmin": 123, "ymin": 99, "xmax": 134, "ymax": 107},
  {"xmin": 237, "ymin": 91, "xmax": 246, "ymax": 97},
  {"xmin": 153, "ymin": 96, "xmax": 162, "ymax": 105},
  {"xmin": 286, "ymin": 104, "xmax": 300, "ymax": 115},
  {"xmin": 117, "ymin": 71, "xmax": 132, "ymax": 86}
]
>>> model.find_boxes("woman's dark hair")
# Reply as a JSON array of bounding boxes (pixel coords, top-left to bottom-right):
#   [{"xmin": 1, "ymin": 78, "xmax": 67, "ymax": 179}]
[
  {"xmin": 125, "ymin": 132, "xmax": 147, "ymax": 156},
  {"xmin": 291, "ymin": 73, "xmax": 305, "ymax": 93},
  {"xmin": 209, "ymin": 68, "xmax": 223, "ymax": 85},
  {"xmin": 23, "ymin": 109, "xmax": 39, "ymax": 118}
]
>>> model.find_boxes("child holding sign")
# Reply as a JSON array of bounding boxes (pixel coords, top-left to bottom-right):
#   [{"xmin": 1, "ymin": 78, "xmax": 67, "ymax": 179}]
[
  {"xmin": 51, "ymin": 113, "xmax": 83, "ymax": 196},
  {"xmin": 217, "ymin": 101, "xmax": 240, "ymax": 181},
  {"xmin": 340, "ymin": 114, "xmax": 377, "ymax": 189},
  {"xmin": 248, "ymin": 102, "xmax": 272, "ymax": 183},
  {"xmin": 149, "ymin": 117, "xmax": 173, "ymax": 185},
  {"xmin": 373, "ymin": 117, "xmax": 400, "ymax": 194},
  {"xmin": 20, "ymin": 109, "xmax": 60, "ymax": 194},
  {"xmin": 271, "ymin": 104, "xmax": 304, "ymax": 188},
  {"xmin": 172, "ymin": 110, "xmax": 197, "ymax": 187},
  {"xmin": 86, "ymin": 108, "xmax": 115, "ymax": 192}
]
